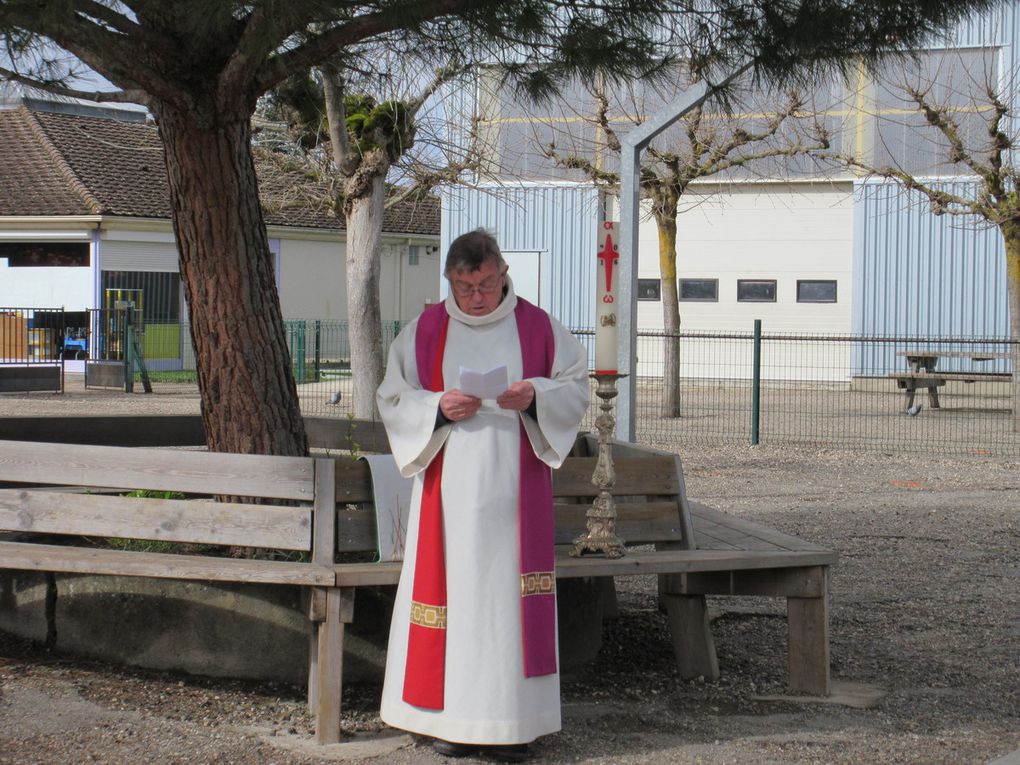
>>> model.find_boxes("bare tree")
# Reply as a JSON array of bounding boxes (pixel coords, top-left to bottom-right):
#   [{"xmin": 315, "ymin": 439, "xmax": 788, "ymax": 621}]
[
  {"xmin": 261, "ymin": 59, "xmax": 481, "ymax": 418},
  {"xmin": 817, "ymin": 54, "xmax": 1020, "ymax": 428},
  {"xmin": 543, "ymin": 78, "xmax": 828, "ymax": 416}
]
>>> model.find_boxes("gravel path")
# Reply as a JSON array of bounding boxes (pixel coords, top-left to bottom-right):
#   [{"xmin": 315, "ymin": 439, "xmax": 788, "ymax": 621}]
[{"xmin": 1, "ymin": 381, "xmax": 1019, "ymax": 764}]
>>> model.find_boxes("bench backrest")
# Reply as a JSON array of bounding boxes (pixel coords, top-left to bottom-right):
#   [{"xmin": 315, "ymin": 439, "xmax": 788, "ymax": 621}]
[
  {"xmin": 0, "ymin": 440, "xmax": 319, "ymax": 554},
  {"xmin": 333, "ymin": 441, "xmax": 695, "ymax": 554},
  {"xmin": 0, "ymin": 422, "xmax": 697, "ymax": 559}
]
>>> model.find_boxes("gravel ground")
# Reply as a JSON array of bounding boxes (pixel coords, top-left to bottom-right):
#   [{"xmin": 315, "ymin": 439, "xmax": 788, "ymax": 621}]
[{"xmin": 1, "ymin": 380, "xmax": 1019, "ymax": 764}]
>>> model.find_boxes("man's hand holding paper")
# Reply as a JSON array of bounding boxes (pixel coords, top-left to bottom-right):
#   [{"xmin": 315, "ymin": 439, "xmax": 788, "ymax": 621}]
[
  {"xmin": 496, "ymin": 380, "xmax": 535, "ymax": 411},
  {"xmin": 458, "ymin": 365, "xmax": 508, "ymax": 399}
]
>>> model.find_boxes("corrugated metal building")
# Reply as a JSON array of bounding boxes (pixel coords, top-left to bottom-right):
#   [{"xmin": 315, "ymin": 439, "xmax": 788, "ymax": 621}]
[{"xmin": 443, "ymin": 2, "xmax": 1019, "ymax": 381}]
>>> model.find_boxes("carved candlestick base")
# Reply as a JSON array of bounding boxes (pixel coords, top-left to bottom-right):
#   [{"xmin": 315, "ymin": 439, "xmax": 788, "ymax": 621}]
[{"xmin": 571, "ymin": 372, "xmax": 627, "ymax": 559}]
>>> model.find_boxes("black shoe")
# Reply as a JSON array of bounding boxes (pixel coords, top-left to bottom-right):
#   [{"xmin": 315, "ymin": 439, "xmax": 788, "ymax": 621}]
[
  {"xmin": 484, "ymin": 743, "xmax": 530, "ymax": 763},
  {"xmin": 432, "ymin": 738, "xmax": 477, "ymax": 758}
]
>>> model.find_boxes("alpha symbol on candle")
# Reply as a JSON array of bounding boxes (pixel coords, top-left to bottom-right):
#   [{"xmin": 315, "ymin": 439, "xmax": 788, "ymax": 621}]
[{"xmin": 597, "ymin": 233, "xmax": 618, "ymax": 292}]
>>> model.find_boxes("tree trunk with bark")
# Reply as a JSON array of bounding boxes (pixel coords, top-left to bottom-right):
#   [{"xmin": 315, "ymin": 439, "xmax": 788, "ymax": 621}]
[
  {"xmin": 156, "ymin": 103, "xmax": 308, "ymax": 456},
  {"xmin": 653, "ymin": 192, "xmax": 682, "ymax": 418},
  {"xmin": 1003, "ymin": 221, "xmax": 1020, "ymax": 432},
  {"xmin": 345, "ymin": 173, "xmax": 387, "ymax": 419}
]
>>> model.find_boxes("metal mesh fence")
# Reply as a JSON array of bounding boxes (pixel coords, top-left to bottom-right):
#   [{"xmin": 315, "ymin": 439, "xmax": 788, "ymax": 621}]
[
  {"xmin": 626, "ymin": 330, "xmax": 1019, "ymax": 456},
  {"xmin": 106, "ymin": 318, "xmax": 1018, "ymax": 456}
]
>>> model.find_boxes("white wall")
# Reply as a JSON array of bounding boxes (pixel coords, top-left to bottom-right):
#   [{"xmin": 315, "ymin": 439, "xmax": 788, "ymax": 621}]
[
  {"xmin": 380, "ymin": 243, "xmax": 442, "ymax": 322},
  {"xmin": 0, "ymin": 260, "xmax": 93, "ymax": 309},
  {"xmin": 0, "ymin": 228, "xmax": 94, "ymax": 310},
  {"xmin": 277, "ymin": 237, "xmax": 347, "ymax": 320},
  {"xmin": 634, "ymin": 183, "xmax": 855, "ymax": 381}
]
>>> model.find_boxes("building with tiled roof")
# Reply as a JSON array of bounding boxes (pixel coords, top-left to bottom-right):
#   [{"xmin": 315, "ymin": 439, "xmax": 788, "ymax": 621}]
[{"xmin": 0, "ymin": 101, "xmax": 441, "ymax": 366}]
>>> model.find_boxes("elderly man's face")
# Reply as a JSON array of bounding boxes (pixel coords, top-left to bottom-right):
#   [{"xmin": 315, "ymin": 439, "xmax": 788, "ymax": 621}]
[{"xmin": 449, "ymin": 259, "xmax": 507, "ymax": 316}]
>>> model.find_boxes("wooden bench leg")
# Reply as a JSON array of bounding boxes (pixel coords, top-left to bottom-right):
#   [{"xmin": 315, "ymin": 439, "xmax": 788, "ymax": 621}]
[
  {"xmin": 307, "ymin": 587, "xmax": 355, "ymax": 745},
  {"xmin": 663, "ymin": 593, "xmax": 719, "ymax": 681},
  {"xmin": 787, "ymin": 583, "xmax": 830, "ymax": 696},
  {"xmin": 904, "ymin": 382, "xmax": 918, "ymax": 412}
]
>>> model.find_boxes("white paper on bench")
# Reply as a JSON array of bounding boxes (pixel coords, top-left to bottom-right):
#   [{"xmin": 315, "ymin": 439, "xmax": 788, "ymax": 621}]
[{"xmin": 360, "ymin": 454, "xmax": 413, "ymax": 561}]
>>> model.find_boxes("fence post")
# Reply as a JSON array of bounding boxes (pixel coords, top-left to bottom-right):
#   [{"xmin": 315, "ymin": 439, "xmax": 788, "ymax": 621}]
[
  {"xmin": 124, "ymin": 313, "xmax": 135, "ymax": 394},
  {"xmin": 751, "ymin": 319, "xmax": 762, "ymax": 446},
  {"xmin": 314, "ymin": 320, "xmax": 322, "ymax": 382}
]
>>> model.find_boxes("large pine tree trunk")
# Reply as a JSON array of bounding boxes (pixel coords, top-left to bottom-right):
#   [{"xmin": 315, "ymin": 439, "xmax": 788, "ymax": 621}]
[
  {"xmin": 156, "ymin": 104, "xmax": 308, "ymax": 456},
  {"xmin": 345, "ymin": 175, "xmax": 386, "ymax": 419},
  {"xmin": 1003, "ymin": 222, "xmax": 1020, "ymax": 433},
  {"xmin": 655, "ymin": 202, "xmax": 682, "ymax": 418}
]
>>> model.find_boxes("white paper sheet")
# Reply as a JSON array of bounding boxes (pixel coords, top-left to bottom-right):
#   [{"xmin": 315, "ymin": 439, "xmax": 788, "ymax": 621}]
[{"xmin": 459, "ymin": 364, "xmax": 508, "ymax": 399}]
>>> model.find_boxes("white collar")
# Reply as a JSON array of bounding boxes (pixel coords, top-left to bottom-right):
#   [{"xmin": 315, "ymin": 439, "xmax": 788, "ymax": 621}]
[{"xmin": 445, "ymin": 275, "xmax": 518, "ymax": 327}]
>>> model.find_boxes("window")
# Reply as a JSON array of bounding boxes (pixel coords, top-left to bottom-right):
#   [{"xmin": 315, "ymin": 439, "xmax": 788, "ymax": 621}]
[
  {"xmin": 737, "ymin": 279, "xmax": 777, "ymax": 302},
  {"xmin": 102, "ymin": 271, "xmax": 181, "ymax": 322},
  {"xmin": 797, "ymin": 280, "xmax": 837, "ymax": 303},
  {"xmin": 0, "ymin": 242, "xmax": 90, "ymax": 267},
  {"xmin": 679, "ymin": 278, "xmax": 719, "ymax": 302},
  {"xmin": 408, "ymin": 246, "xmax": 420, "ymax": 266},
  {"xmin": 637, "ymin": 279, "xmax": 661, "ymax": 301}
]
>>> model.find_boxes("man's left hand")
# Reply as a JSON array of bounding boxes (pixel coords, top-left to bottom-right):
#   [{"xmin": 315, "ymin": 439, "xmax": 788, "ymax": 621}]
[{"xmin": 497, "ymin": 381, "xmax": 535, "ymax": 411}]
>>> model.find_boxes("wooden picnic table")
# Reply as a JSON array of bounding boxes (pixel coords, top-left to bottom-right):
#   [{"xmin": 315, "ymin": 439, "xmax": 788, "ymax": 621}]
[{"xmin": 892, "ymin": 350, "xmax": 1012, "ymax": 413}]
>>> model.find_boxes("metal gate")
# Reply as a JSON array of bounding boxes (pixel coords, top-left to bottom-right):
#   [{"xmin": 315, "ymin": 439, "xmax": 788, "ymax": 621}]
[{"xmin": 0, "ymin": 307, "xmax": 66, "ymax": 393}]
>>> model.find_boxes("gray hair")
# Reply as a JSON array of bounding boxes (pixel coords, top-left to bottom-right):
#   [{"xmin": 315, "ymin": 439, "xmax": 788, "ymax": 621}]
[{"xmin": 444, "ymin": 228, "xmax": 506, "ymax": 276}]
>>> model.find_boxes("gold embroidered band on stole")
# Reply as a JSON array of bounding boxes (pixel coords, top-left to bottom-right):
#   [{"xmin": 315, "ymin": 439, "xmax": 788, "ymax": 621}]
[
  {"xmin": 520, "ymin": 571, "xmax": 556, "ymax": 597},
  {"xmin": 410, "ymin": 601, "xmax": 447, "ymax": 629}
]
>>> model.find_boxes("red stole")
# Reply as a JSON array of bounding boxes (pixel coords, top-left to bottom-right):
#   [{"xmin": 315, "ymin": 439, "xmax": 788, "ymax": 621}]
[{"xmin": 402, "ymin": 298, "xmax": 557, "ymax": 710}]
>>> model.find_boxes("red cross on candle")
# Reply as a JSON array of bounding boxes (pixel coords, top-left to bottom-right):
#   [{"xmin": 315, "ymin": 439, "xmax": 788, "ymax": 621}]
[{"xmin": 597, "ymin": 233, "xmax": 617, "ymax": 292}]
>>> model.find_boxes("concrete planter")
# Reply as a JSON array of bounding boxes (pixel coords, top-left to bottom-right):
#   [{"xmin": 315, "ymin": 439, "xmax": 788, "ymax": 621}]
[{"xmin": 0, "ymin": 571, "xmax": 604, "ymax": 683}]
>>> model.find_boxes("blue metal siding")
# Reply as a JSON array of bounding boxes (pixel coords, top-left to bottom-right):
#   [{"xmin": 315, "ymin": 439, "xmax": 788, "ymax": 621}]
[
  {"xmin": 853, "ymin": 179, "xmax": 1009, "ymax": 374},
  {"xmin": 940, "ymin": 3, "xmax": 1004, "ymax": 48},
  {"xmin": 441, "ymin": 184, "xmax": 599, "ymax": 328}
]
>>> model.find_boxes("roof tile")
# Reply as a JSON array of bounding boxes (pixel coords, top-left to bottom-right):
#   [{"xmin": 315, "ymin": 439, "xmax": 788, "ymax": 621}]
[{"xmin": 0, "ymin": 106, "xmax": 439, "ymax": 236}]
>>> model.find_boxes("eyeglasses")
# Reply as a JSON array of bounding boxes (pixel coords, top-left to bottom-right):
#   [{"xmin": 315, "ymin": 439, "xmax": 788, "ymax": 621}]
[{"xmin": 449, "ymin": 269, "xmax": 506, "ymax": 297}]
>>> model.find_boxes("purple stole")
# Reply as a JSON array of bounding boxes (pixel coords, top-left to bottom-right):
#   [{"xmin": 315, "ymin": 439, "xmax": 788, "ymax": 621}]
[{"xmin": 403, "ymin": 298, "xmax": 557, "ymax": 710}]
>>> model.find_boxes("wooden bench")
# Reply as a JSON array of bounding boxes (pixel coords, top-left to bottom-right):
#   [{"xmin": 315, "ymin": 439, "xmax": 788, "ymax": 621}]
[
  {"xmin": 328, "ymin": 436, "xmax": 835, "ymax": 697},
  {"xmin": 891, "ymin": 349, "xmax": 1013, "ymax": 412},
  {"xmin": 0, "ymin": 419, "xmax": 837, "ymax": 743},
  {"xmin": 0, "ymin": 439, "xmax": 355, "ymax": 744},
  {"xmin": 890, "ymin": 371, "xmax": 1013, "ymax": 412}
]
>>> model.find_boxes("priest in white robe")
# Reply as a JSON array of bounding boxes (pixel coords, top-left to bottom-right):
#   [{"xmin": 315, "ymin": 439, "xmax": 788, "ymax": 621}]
[{"xmin": 377, "ymin": 229, "xmax": 590, "ymax": 762}]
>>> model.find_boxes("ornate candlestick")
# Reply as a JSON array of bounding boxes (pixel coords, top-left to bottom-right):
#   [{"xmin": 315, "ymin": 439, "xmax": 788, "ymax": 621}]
[{"xmin": 571, "ymin": 372, "xmax": 627, "ymax": 558}]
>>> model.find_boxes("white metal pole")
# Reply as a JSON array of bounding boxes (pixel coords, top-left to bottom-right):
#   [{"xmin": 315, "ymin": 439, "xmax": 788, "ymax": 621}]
[{"xmin": 615, "ymin": 61, "xmax": 752, "ymax": 442}]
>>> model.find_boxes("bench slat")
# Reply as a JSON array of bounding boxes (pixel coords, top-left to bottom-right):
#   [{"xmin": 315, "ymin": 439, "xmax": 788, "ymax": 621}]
[
  {"xmin": 330, "ymin": 547, "xmax": 838, "ymax": 586},
  {"xmin": 0, "ymin": 440, "xmax": 314, "ymax": 500},
  {"xmin": 889, "ymin": 372, "xmax": 1011, "ymax": 382},
  {"xmin": 0, "ymin": 490, "xmax": 311, "ymax": 551},
  {"xmin": 553, "ymin": 501, "xmax": 684, "ymax": 545},
  {"xmin": 334, "ymin": 500, "xmax": 685, "ymax": 554},
  {"xmin": 0, "ymin": 541, "xmax": 334, "ymax": 585},
  {"xmin": 333, "ymin": 455, "xmax": 684, "ymax": 506},
  {"xmin": 691, "ymin": 503, "xmax": 832, "ymax": 553},
  {"xmin": 334, "ymin": 460, "xmax": 373, "ymax": 503},
  {"xmin": 552, "ymin": 457, "xmax": 680, "ymax": 497}
]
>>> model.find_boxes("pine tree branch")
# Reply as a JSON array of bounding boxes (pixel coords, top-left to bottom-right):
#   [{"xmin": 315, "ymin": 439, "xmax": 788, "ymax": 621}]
[
  {"xmin": 255, "ymin": 0, "xmax": 480, "ymax": 94},
  {"xmin": 0, "ymin": 64, "xmax": 146, "ymax": 104}
]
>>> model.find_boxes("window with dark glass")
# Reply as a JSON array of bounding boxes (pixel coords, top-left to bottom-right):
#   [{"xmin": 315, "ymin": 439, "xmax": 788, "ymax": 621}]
[
  {"xmin": 679, "ymin": 278, "xmax": 719, "ymax": 302},
  {"xmin": 0, "ymin": 242, "xmax": 90, "ymax": 267},
  {"xmin": 737, "ymin": 279, "xmax": 777, "ymax": 302},
  {"xmin": 796, "ymin": 279, "xmax": 837, "ymax": 303},
  {"xmin": 637, "ymin": 278, "xmax": 661, "ymax": 301}
]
